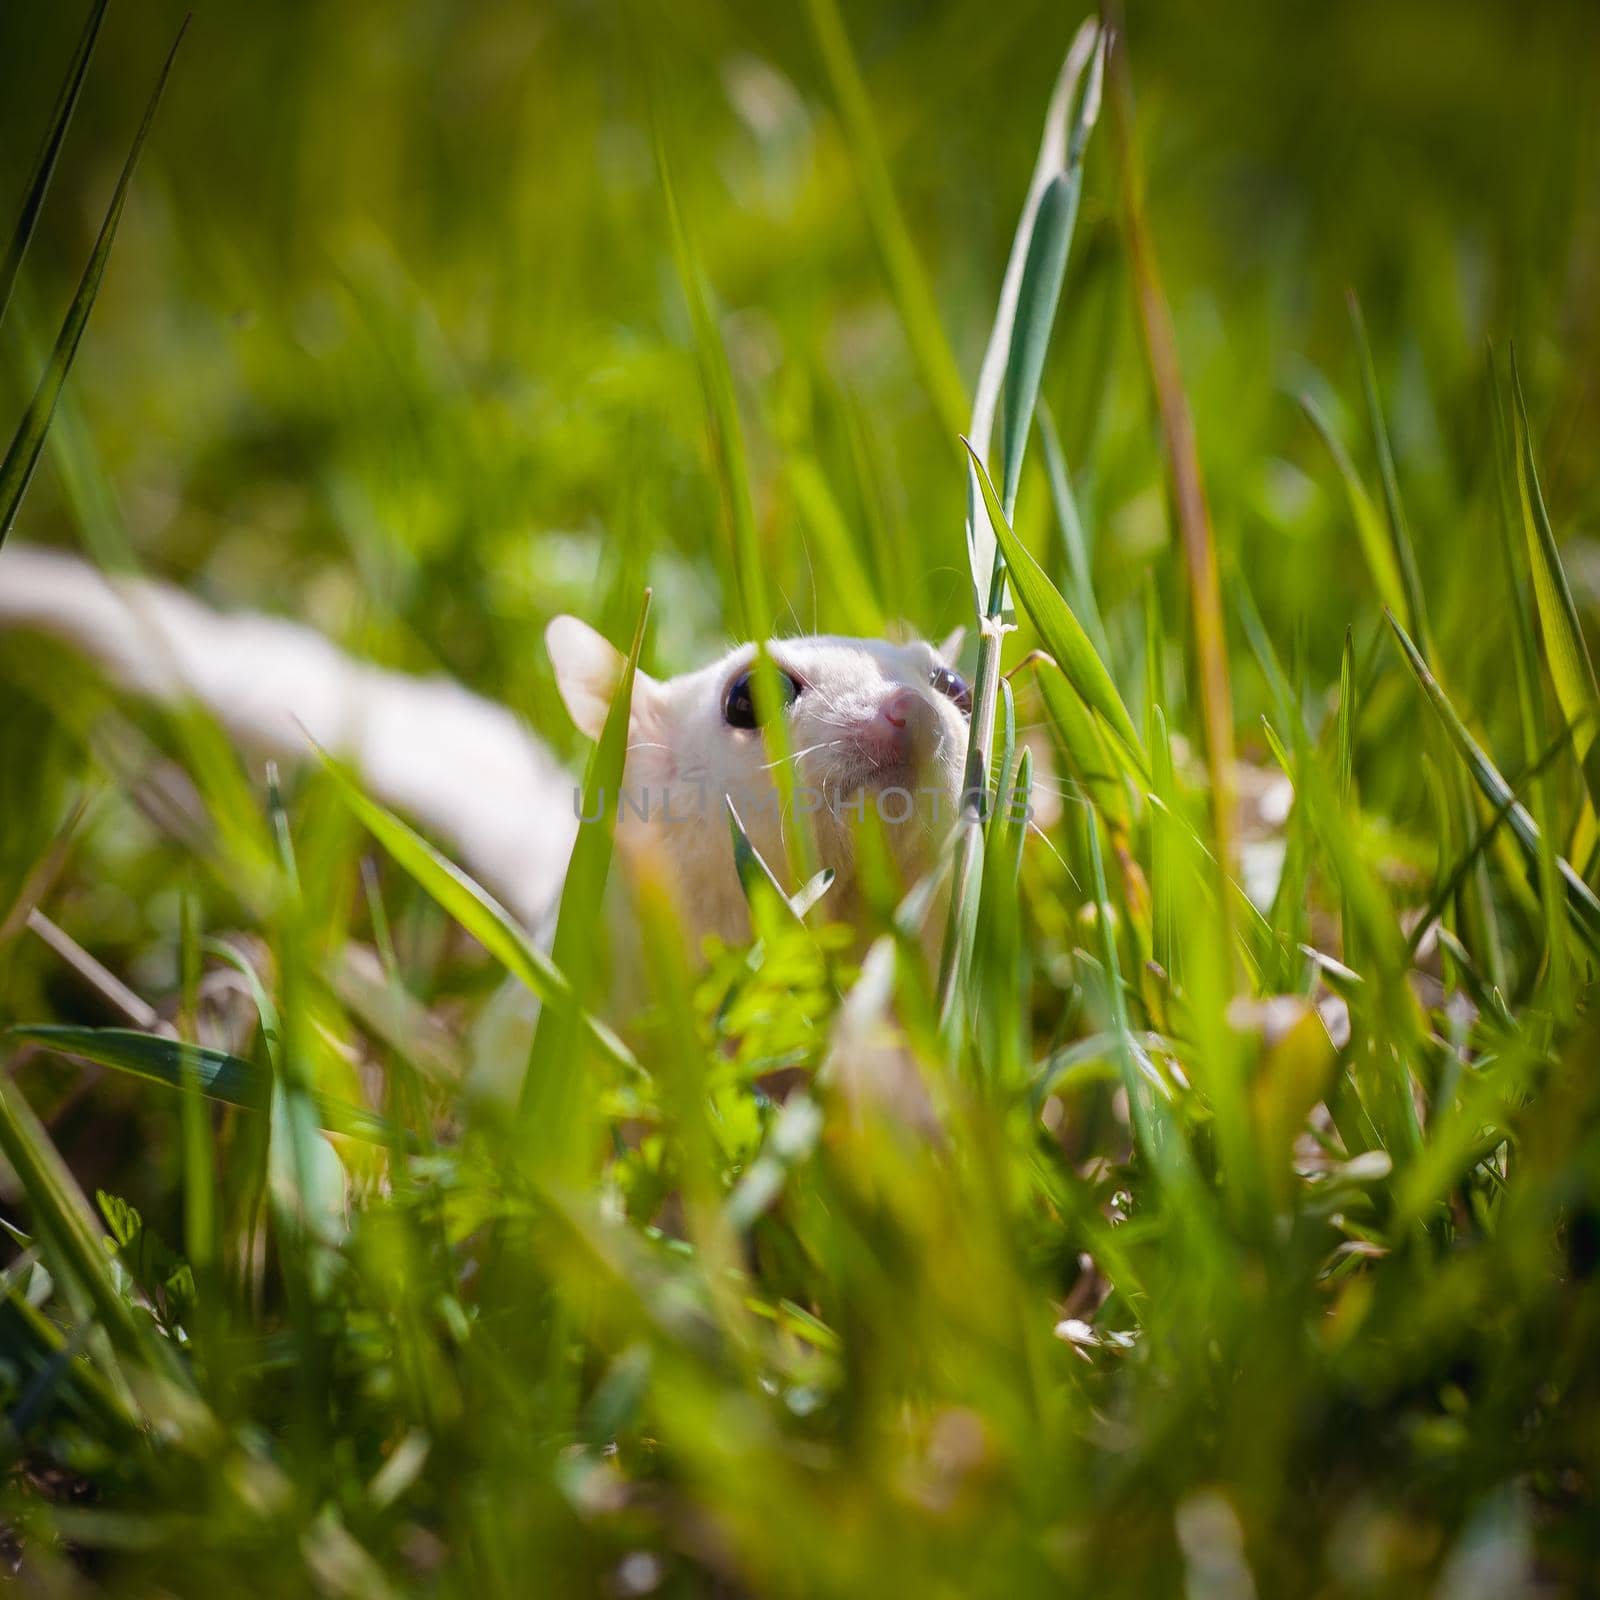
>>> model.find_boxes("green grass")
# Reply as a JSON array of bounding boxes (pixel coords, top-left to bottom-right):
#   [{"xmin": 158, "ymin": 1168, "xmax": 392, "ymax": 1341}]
[{"xmin": 3, "ymin": 0, "xmax": 1600, "ymax": 1594}]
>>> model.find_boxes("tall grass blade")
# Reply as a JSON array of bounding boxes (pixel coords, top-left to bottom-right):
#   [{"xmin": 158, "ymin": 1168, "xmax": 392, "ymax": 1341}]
[
  {"xmin": 177, "ymin": 885, "xmax": 217, "ymax": 1279},
  {"xmin": 8, "ymin": 1025, "xmax": 393, "ymax": 1144},
  {"xmin": 802, "ymin": 0, "xmax": 968, "ymax": 444},
  {"xmin": 1489, "ymin": 345, "xmax": 1570, "ymax": 995},
  {"xmin": 1034, "ymin": 657, "xmax": 1129, "ymax": 828},
  {"xmin": 1385, "ymin": 612, "xmax": 1600, "ymax": 955},
  {"xmin": 1337, "ymin": 628, "xmax": 1355, "ymax": 802},
  {"xmin": 1403, "ymin": 722, "xmax": 1574, "ymax": 964},
  {"xmin": 1108, "ymin": 30, "xmax": 1233, "ymax": 878},
  {"xmin": 0, "ymin": 0, "xmax": 110, "ymax": 330},
  {"xmin": 1298, "ymin": 393, "xmax": 1409, "ymax": 623},
  {"xmin": 1039, "ymin": 402, "xmax": 1110, "ymax": 660},
  {"xmin": 786, "ymin": 456, "xmax": 884, "ymax": 636},
  {"xmin": 966, "ymin": 18, "xmax": 1100, "ymax": 612},
  {"xmin": 655, "ymin": 125, "xmax": 815, "ymax": 879},
  {"xmin": 0, "ymin": 18, "xmax": 187, "ymax": 551},
  {"xmin": 0, "ymin": 1071, "xmax": 161, "ymax": 1377},
  {"xmin": 317, "ymin": 752, "xmax": 639, "ymax": 1075},
  {"xmin": 1508, "ymin": 348, "xmax": 1600, "ymax": 805},
  {"xmin": 963, "ymin": 440, "xmax": 1144, "ymax": 771},
  {"xmin": 1347, "ymin": 291, "xmax": 1428, "ymax": 642},
  {"xmin": 998, "ymin": 35, "xmax": 1105, "ymax": 517},
  {"xmin": 1084, "ymin": 806, "xmax": 1202, "ymax": 1201},
  {"xmin": 938, "ymin": 26, "xmax": 1105, "ymax": 1047},
  {"xmin": 654, "ymin": 133, "xmax": 767, "ymax": 642},
  {"xmin": 1274, "ymin": 694, "xmax": 1423, "ymax": 1161},
  {"xmin": 1149, "ymin": 704, "xmax": 1178, "ymax": 977},
  {"xmin": 520, "ymin": 592, "xmax": 651, "ymax": 1169}
]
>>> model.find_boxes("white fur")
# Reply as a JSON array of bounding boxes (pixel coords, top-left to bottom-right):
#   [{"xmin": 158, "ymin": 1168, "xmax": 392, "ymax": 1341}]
[
  {"xmin": 1, "ymin": 545, "xmax": 969, "ymax": 947},
  {"xmin": 549, "ymin": 622, "xmax": 969, "ymax": 942}
]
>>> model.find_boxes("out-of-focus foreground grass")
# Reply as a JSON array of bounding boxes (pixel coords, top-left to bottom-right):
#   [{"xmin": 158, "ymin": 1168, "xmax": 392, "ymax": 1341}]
[{"xmin": 1, "ymin": 0, "xmax": 1599, "ymax": 1594}]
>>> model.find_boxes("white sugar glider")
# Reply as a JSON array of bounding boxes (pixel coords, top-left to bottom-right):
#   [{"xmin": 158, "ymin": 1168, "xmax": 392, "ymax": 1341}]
[{"xmin": 0, "ymin": 543, "xmax": 973, "ymax": 946}]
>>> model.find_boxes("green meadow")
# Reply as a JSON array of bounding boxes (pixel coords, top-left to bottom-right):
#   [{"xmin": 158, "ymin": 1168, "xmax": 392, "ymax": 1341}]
[{"xmin": 1, "ymin": 0, "xmax": 1598, "ymax": 1592}]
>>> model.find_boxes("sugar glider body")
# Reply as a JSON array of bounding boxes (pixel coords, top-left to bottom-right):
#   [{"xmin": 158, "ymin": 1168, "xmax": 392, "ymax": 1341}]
[{"xmin": 0, "ymin": 545, "xmax": 971, "ymax": 946}]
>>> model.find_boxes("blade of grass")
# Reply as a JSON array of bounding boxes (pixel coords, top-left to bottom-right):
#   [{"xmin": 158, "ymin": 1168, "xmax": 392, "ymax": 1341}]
[
  {"xmin": 0, "ymin": 1070, "xmax": 163, "ymax": 1379},
  {"xmin": 786, "ymin": 456, "xmax": 884, "ymax": 636},
  {"xmin": 1108, "ymin": 25, "xmax": 1233, "ymax": 888},
  {"xmin": 998, "ymin": 33, "xmax": 1105, "ymax": 517},
  {"xmin": 1508, "ymin": 347, "xmax": 1600, "ymax": 813},
  {"xmin": 1404, "ymin": 721, "xmax": 1576, "ymax": 964},
  {"xmin": 655, "ymin": 121, "xmax": 815, "ymax": 882},
  {"xmin": 1385, "ymin": 611, "xmax": 1600, "ymax": 956},
  {"xmin": 1039, "ymin": 402, "xmax": 1110, "ymax": 662},
  {"xmin": 1084, "ymin": 806, "xmax": 1205, "ymax": 1204},
  {"xmin": 1490, "ymin": 344, "xmax": 1571, "ymax": 1001},
  {"xmin": 177, "ymin": 883, "xmax": 217, "ymax": 1282},
  {"xmin": 1297, "ymin": 393, "xmax": 1409, "ymax": 624},
  {"xmin": 964, "ymin": 440, "xmax": 1145, "ymax": 773},
  {"xmin": 726, "ymin": 798, "xmax": 803, "ymax": 937},
  {"xmin": 1271, "ymin": 708, "xmax": 1424, "ymax": 1164},
  {"xmin": 0, "ymin": 0, "xmax": 110, "ymax": 329},
  {"xmin": 802, "ymin": 0, "xmax": 969, "ymax": 443},
  {"xmin": 1347, "ymin": 292, "xmax": 1428, "ymax": 643},
  {"xmin": 0, "ymin": 17, "xmax": 187, "ymax": 550},
  {"xmin": 938, "ymin": 28, "xmax": 1106, "ymax": 1061},
  {"xmin": 1345, "ymin": 301, "xmax": 1506, "ymax": 984},
  {"xmin": 1149, "ymin": 705, "xmax": 1178, "ymax": 978},
  {"xmin": 316, "ymin": 750, "xmax": 639, "ymax": 1076},
  {"xmin": 8, "ymin": 1024, "xmax": 393, "ymax": 1144},
  {"xmin": 1033, "ymin": 656, "xmax": 1130, "ymax": 829},
  {"xmin": 976, "ymin": 741, "xmax": 1032, "ymax": 1087},
  {"xmin": 960, "ymin": 682, "xmax": 1020, "ymax": 1064},
  {"xmin": 965, "ymin": 18, "xmax": 1101, "ymax": 612},
  {"xmin": 520, "ymin": 591, "xmax": 651, "ymax": 1174}
]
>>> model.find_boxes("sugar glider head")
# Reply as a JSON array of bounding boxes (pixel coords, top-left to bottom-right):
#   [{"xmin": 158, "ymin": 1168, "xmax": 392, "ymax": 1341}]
[{"xmin": 546, "ymin": 617, "xmax": 971, "ymax": 942}]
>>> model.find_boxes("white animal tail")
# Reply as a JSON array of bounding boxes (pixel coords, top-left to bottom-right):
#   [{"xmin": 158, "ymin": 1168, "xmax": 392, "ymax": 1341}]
[{"xmin": 0, "ymin": 544, "xmax": 576, "ymax": 929}]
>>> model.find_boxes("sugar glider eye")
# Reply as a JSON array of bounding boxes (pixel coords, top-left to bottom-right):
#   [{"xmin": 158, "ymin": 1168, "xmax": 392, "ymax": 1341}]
[
  {"xmin": 723, "ymin": 667, "xmax": 802, "ymax": 730},
  {"xmin": 929, "ymin": 663, "xmax": 972, "ymax": 716}
]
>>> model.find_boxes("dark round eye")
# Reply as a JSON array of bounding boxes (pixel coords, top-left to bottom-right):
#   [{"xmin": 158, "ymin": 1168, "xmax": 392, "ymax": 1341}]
[
  {"xmin": 929, "ymin": 663, "xmax": 972, "ymax": 716},
  {"xmin": 723, "ymin": 667, "xmax": 802, "ymax": 730}
]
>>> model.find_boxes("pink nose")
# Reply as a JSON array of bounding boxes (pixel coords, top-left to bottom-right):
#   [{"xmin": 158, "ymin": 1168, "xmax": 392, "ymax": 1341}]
[
  {"xmin": 881, "ymin": 686, "xmax": 921, "ymax": 731},
  {"xmin": 861, "ymin": 686, "xmax": 934, "ymax": 764}
]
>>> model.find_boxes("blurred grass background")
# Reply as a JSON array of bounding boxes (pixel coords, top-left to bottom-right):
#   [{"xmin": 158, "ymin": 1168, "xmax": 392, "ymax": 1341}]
[
  {"xmin": 4, "ymin": 0, "xmax": 1596, "ymax": 699},
  {"xmin": 3, "ymin": 0, "xmax": 1600, "ymax": 1593}
]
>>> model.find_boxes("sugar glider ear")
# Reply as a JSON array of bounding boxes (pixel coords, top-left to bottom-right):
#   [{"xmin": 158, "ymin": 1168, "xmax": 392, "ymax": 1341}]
[
  {"xmin": 546, "ymin": 615, "xmax": 657, "ymax": 741},
  {"xmin": 937, "ymin": 625, "xmax": 967, "ymax": 666}
]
